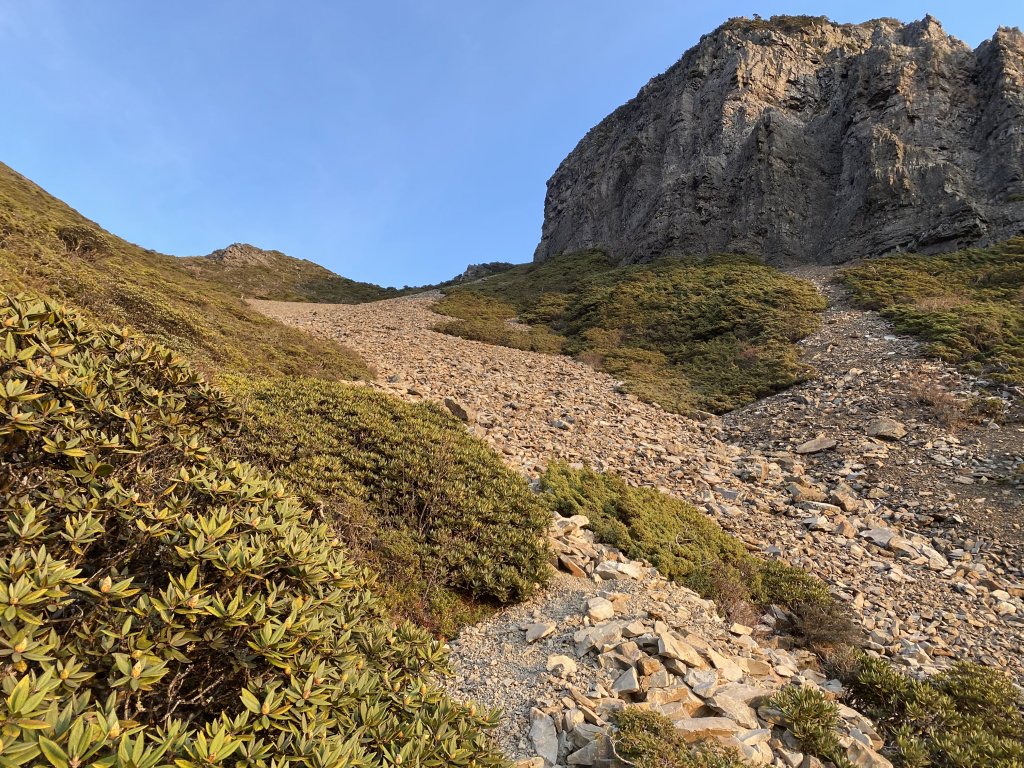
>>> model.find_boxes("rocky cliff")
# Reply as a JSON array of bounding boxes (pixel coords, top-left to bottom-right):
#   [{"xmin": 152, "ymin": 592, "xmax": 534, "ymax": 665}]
[{"xmin": 534, "ymin": 15, "xmax": 1024, "ymax": 265}]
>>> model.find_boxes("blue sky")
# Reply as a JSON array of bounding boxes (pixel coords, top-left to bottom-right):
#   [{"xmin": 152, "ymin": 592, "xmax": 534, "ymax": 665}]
[{"xmin": 1, "ymin": 2, "xmax": 1020, "ymax": 286}]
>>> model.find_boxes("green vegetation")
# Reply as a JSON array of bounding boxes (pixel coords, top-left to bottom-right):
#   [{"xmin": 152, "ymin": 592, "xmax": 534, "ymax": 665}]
[
  {"xmin": 845, "ymin": 656, "xmax": 1024, "ymax": 767},
  {"xmin": 611, "ymin": 709, "xmax": 746, "ymax": 768},
  {"xmin": 0, "ymin": 162, "xmax": 370, "ymax": 381},
  {"xmin": 433, "ymin": 292, "xmax": 563, "ymax": 354},
  {"xmin": 843, "ymin": 238, "xmax": 1024, "ymax": 386},
  {"xmin": 0, "ymin": 294, "xmax": 507, "ymax": 768},
  {"xmin": 435, "ymin": 252, "xmax": 826, "ymax": 414},
  {"xmin": 227, "ymin": 376, "xmax": 551, "ymax": 635},
  {"xmin": 0, "ymin": 161, "xmax": 553, "ymax": 638},
  {"xmin": 181, "ymin": 243, "xmax": 405, "ymax": 304},
  {"xmin": 539, "ymin": 464, "xmax": 858, "ymax": 644},
  {"xmin": 721, "ymin": 15, "xmax": 831, "ymax": 35},
  {"xmin": 768, "ymin": 685, "xmax": 850, "ymax": 766}
]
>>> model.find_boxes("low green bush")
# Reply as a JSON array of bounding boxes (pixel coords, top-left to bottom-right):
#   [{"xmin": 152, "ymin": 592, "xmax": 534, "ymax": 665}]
[
  {"xmin": 843, "ymin": 238, "xmax": 1024, "ymax": 386},
  {"xmin": 434, "ymin": 252, "xmax": 825, "ymax": 415},
  {"xmin": 0, "ymin": 294, "xmax": 506, "ymax": 768},
  {"xmin": 433, "ymin": 292, "xmax": 564, "ymax": 354},
  {"xmin": 846, "ymin": 655, "xmax": 1024, "ymax": 767},
  {"xmin": 539, "ymin": 463, "xmax": 854, "ymax": 644},
  {"xmin": 611, "ymin": 709, "xmax": 746, "ymax": 768},
  {"xmin": 226, "ymin": 375, "xmax": 552, "ymax": 635},
  {"xmin": 768, "ymin": 685, "xmax": 850, "ymax": 766}
]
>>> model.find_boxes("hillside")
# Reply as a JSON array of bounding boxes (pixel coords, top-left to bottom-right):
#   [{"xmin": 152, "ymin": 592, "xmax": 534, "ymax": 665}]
[
  {"xmin": 535, "ymin": 15, "xmax": 1024, "ymax": 266},
  {"xmin": 433, "ymin": 251, "xmax": 826, "ymax": 414},
  {"xmin": 258, "ymin": 277, "xmax": 1024, "ymax": 766},
  {"xmin": 0, "ymin": 161, "xmax": 370, "ymax": 381},
  {"xmin": 843, "ymin": 238, "xmax": 1024, "ymax": 388},
  {"xmin": 181, "ymin": 241, "xmax": 403, "ymax": 303}
]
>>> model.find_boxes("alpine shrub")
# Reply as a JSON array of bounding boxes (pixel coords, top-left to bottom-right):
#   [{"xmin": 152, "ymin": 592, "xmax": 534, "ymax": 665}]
[
  {"xmin": 227, "ymin": 376, "xmax": 552, "ymax": 634},
  {"xmin": 0, "ymin": 294, "xmax": 506, "ymax": 768}
]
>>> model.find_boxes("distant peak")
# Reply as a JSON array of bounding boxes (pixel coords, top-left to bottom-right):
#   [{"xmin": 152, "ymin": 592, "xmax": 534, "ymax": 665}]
[{"xmin": 205, "ymin": 243, "xmax": 285, "ymax": 267}]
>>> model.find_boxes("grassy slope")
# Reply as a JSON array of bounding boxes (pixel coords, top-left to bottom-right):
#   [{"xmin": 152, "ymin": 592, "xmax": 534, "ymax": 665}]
[
  {"xmin": 435, "ymin": 252, "xmax": 826, "ymax": 414},
  {"xmin": 843, "ymin": 238, "xmax": 1024, "ymax": 387},
  {"xmin": 0, "ymin": 161, "xmax": 551, "ymax": 635},
  {"xmin": 0, "ymin": 162, "xmax": 370, "ymax": 381},
  {"xmin": 181, "ymin": 243, "xmax": 405, "ymax": 303}
]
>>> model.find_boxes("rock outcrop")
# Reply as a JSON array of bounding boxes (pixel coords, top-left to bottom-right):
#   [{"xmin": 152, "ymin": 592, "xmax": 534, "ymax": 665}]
[{"xmin": 534, "ymin": 15, "xmax": 1024, "ymax": 266}]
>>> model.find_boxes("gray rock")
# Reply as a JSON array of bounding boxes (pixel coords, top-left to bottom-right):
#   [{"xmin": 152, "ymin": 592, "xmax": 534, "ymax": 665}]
[
  {"xmin": 586, "ymin": 597, "xmax": 616, "ymax": 622},
  {"xmin": 708, "ymin": 693, "xmax": 760, "ymax": 728},
  {"xmin": 566, "ymin": 738, "xmax": 602, "ymax": 766},
  {"xmin": 525, "ymin": 622, "xmax": 557, "ymax": 643},
  {"xmin": 685, "ymin": 668, "xmax": 720, "ymax": 697},
  {"xmin": 796, "ymin": 436, "xmax": 838, "ymax": 455},
  {"xmin": 547, "ymin": 654, "xmax": 578, "ymax": 678},
  {"xmin": 657, "ymin": 632, "xmax": 705, "ymax": 667},
  {"xmin": 866, "ymin": 417, "xmax": 907, "ymax": 440},
  {"xmin": 529, "ymin": 708, "xmax": 558, "ymax": 766},
  {"xmin": 612, "ymin": 667, "xmax": 641, "ymax": 694},
  {"xmin": 534, "ymin": 17, "xmax": 1024, "ymax": 267}
]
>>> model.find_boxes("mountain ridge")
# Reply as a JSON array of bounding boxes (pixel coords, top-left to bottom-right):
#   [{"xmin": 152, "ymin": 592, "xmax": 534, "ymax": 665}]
[
  {"xmin": 534, "ymin": 14, "xmax": 1024, "ymax": 266},
  {"xmin": 181, "ymin": 241, "xmax": 402, "ymax": 303}
]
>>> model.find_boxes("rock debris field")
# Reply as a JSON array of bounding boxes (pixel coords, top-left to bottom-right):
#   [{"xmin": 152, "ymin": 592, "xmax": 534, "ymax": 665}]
[{"xmin": 255, "ymin": 272, "xmax": 1023, "ymax": 766}]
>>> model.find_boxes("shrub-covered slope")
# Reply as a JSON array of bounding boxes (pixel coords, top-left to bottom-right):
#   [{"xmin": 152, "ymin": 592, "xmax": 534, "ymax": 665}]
[
  {"xmin": 181, "ymin": 242, "xmax": 403, "ymax": 304},
  {"xmin": 0, "ymin": 162, "xmax": 370, "ymax": 381},
  {"xmin": 539, "ymin": 463, "xmax": 858, "ymax": 648},
  {"xmin": 228, "ymin": 375, "xmax": 551, "ymax": 635},
  {"xmin": 0, "ymin": 295, "xmax": 508, "ymax": 768},
  {"xmin": 435, "ymin": 252, "xmax": 826, "ymax": 414},
  {"xmin": 843, "ymin": 238, "xmax": 1024, "ymax": 387}
]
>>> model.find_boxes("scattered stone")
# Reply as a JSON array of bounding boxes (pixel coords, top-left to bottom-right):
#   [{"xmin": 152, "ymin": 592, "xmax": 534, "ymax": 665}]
[
  {"xmin": 529, "ymin": 709, "xmax": 558, "ymax": 766},
  {"xmin": 443, "ymin": 397, "xmax": 474, "ymax": 423},
  {"xmin": 586, "ymin": 597, "xmax": 615, "ymax": 622},
  {"xmin": 525, "ymin": 622, "xmax": 556, "ymax": 643},
  {"xmin": 795, "ymin": 436, "xmax": 837, "ymax": 454},
  {"xmin": 546, "ymin": 654, "xmax": 578, "ymax": 678},
  {"xmin": 865, "ymin": 417, "xmax": 907, "ymax": 440}
]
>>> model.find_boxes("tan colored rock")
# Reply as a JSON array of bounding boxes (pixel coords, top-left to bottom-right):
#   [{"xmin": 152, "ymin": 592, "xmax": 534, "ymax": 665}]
[{"xmin": 673, "ymin": 717, "xmax": 743, "ymax": 743}]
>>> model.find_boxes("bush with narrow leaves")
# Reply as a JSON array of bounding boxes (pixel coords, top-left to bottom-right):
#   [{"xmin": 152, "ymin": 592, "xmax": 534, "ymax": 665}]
[
  {"xmin": 0, "ymin": 294, "xmax": 506, "ymax": 768},
  {"xmin": 227, "ymin": 375, "xmax": 551, "ymax": 635},
  {"xmin": 611, "ymin": 709, "xmax": 746, "ymax": 768},
  {"xmin": 846, "ymin": 655, "xmax": 1024, "ymax": 767}
]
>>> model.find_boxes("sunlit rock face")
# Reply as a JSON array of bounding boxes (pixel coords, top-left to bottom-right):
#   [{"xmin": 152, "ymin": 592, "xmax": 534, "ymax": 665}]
[{"xmin": 534, "ymin": 15, "xmax": 1024, "ymax": 266}]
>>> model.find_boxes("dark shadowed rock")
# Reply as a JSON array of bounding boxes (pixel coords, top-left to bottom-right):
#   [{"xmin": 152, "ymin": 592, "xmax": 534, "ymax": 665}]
[{"xmin": 534, "ymin": 15, "xmax": 1024, "ymax": 266}]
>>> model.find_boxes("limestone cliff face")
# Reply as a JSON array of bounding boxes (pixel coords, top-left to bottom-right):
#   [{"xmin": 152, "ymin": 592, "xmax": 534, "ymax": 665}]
[{"xmin": 534, "ymin": 16, "xmax": 1024, "ymax": 265}]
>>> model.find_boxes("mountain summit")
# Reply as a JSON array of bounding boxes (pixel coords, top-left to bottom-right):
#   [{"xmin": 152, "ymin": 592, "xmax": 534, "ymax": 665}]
[{"xmin": 534, "ymin": 15, "xmax": 1024, "ymax": 265}]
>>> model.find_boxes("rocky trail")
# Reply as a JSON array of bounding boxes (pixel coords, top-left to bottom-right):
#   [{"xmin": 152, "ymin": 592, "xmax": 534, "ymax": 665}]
[{"xmin": 254, "ymin": 272, "xmax": 1022, "ymax": 766}]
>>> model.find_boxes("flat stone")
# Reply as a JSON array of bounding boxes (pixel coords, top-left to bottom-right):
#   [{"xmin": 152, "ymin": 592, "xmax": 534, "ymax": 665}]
[
  {"xmin": 685, "ymin": 668, "xmax": 720, "ymax": 697},
  {"xmin": 586, "ymin": 597, "xmax": 615, "ymax": 622},
  {"xmin": 846, "ymin": 739, "xmax": 894, "ymax": 768},
  {"xmin": 795, "ymin": 436, "xmax": 837, "ymax": 454},
  {"xmin": 566, "ymin": 738, "xmax": 602, "ymax": 766},
  {"xmin": 529, "ymin": 708, "xmax": 558, "ymax": 766},
  {"xmin": 525, "ymin": 622, "xmax": 556, "ymax": 643},
  {"xmin": 574, "ymin": 623, "xmax": 624, "ymax": 655},
  {"xmin": 647, "ymin": 683, "xmax": 704, "ymax": 710},
  {"xmin": 705, "ymin": 649, "xmax": 744, "ymax": 681},
  {"xmin": 673, "ymin": 717, "xmax": 743, "ymax": 743},
  {"xmin": 708, "ymin": 693, "xmax": 760, "ymax": 728},
  {"xmin": 612, "ymin": 667, "xmax": 641, "ymax": 694},
  {"xmin": 865, "ymin": 417, "xmax": 906, "ymax": 440},
  {"xmin": 657, "ymin": 633, "xmax": 705, "ymax": 667}
]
